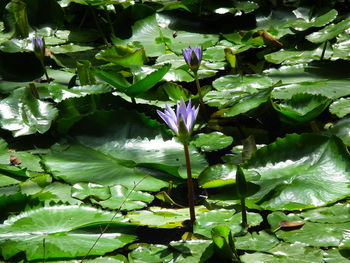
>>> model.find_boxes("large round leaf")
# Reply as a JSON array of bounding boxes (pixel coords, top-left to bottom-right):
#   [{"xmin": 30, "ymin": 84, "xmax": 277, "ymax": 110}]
[
  {"xmin": 245, "ymin": 133, "xmax": 350, "ymax": 210},
  {"xmin": 42, "ymin": 144, "xmax": 169, "ymax": 191},
  {"xmin": 0, "ymin": 87, "xmax": 58, "ymax": 136},
  {"xmin": 0, "ymin": 205, "xmax": 136, "ymax": 260},
  {"xmin": 268, "ymin": 211, "xmax": 350, "ymax": 247}
]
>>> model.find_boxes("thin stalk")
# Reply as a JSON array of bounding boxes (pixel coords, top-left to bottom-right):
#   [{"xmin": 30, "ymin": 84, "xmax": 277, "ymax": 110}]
[
  {"xmin": 80, "ymin": 175, "xmax": 148, "ymax": 263},
  {"xmin": 193, "ymin": 71, "xmax": 203, "ymax": 104},
  {"xmin": 103, "ymin": 5, "xmax": 115, "ymax": 36},
  {"xmin": 89, "ymin": 5, "xmax": 109, "ymax": 46},
  {"xmin": 240, "ymin": 198, "xmax": 247, "ymax": 228},
  {"xmin": 183, "ymin": 143, "xmax": 196, "ymax": 225},
  {"xmin": 40, "ymin": 59, "xmax": 50, "ymax": 83},
  {"xmin": 320, "ymin": 41, "xmax": 328, "ymax": 61}
]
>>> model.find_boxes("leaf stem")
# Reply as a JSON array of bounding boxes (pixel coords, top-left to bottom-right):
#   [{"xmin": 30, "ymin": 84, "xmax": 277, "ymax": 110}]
[
  {"xmin": 241, "ymin": 197, "xmax": 247, "ymax": 228},
  {"xmin": 193, "ymin": 71, "xmax": 203, "ymax": 104},
  {"xmin": 320, "ymin": 41, "xmax": 328, "ymax": 61},
  {"xmin": 89, "ymin": 5, "xmax": 109, "ymax": 46},
  {"xmin": 183, "ymin": 143, "xmax": 196, "ymax": 226}
]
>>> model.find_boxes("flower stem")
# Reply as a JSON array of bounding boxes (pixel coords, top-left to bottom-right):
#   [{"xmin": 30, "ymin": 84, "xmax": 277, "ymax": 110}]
[
  {"xmin": 241, "ymin": 197, "xmax": 247, "ymax": 228},
  {"xmin": 40, "ymin": 59, "xmax": 50, "ymax": 83},
  {"xmin": 193, "ymin": 71, "xmax": 203, "ymax": 104},
  {"xmin": 183, "ymin": 143, "xmax": 196, "ymax": 225}
]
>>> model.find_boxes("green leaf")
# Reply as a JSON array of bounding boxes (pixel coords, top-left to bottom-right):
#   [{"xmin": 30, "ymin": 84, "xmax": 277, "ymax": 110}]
[
  {"xmin": 192, "ymin": 132, "xmax": 233, "ymax": 152},
  {"xmin": 206, "ymin": 75, "xmax": 273, "ymax": 108},
  {"xmin": 329, "ymin": 98, "xmax": 350, "ymax": 118},
  {"xmin": 328, "ymin": 117, "xmax": 350, "ymax": 146},
  {"xmin": 287, "ymin": 9, "xmax": 338, "ymax": 31},
  {"xmin": 96, "ymin": 45, "xmax": 147, "ymax": 67},
  {"xmin": 67, "ymin": 0, "xmax": 127, "ymax": 6},
  {"xmin": 265, "ymin": 45, "xmax": 332, "ymax": 64},
  {"xmin": 71, "ymin": 182, "xmax": 111, "ymax": 201},
  {"xmin": 93, "ymin": 184, "xmax": 154, "ymax": 210},
  {"xmin": 0, "ymin": 205, "xmax": 136, "ymax": 260},
  {"xmin": 223, "ymin": 88, "xmax": 272, "ymax": 117},
  {"xmin": 126, "ymin": 206, "xmax": 209, "ymax": 228},
  {"xmin": 129, "ymin": 240, "xmax": 213, "ymax": 263},
  {"xmin": 300, "ymin": 203, "xmax": 350, "ymax": 224},
  {"xmin": 211, "ymin": 225, "xmax": 238, "ymax": 261},
  {"xmin": 35, "ymin": 182, "xmax": 82, "ymax": 205},
  {"xmin": 268, "ymin": 211, "xmax": 350, "ymax": 247},
  {"xmin": 306, "ymin": 16, "xmax": 350, "ymax": 43},
  {"xmin": 47, "ymin": 83, "xmax": 112, "ymax": 102},
  {"xmin": 126, "ymin": 64, "xmax": 170, "ymax": 97},
  {"xmin": 272, "ymin": 93, "xmax": 331, "ymax": 123},
  {"xmin": 198, "ymin": 164, "xmax": 260, "ymax": 189},
  {"xmin": 113, "ymin": 14, "xmax": 218, "ymax": 57},
  {"xmin": 0, "ymin": 87, "xmax": 58, "ymax": 137},
  {"xmin": 245, "ymin": 134, "xmax": 350, "ymax": 210},
  {"xmin": 194, "ymin": 209, "xmax": 262, "ymax": 238},
  {"xmin": 93, "ymin": 69, "xmax": 131, "ymax": 93},
  {"xmin": 241, "ymin": 243, "xmax": 324, "ymax": 263},
  {"xmin": 272, "ymin": 79, "xmax": 350, "ymax": 100},
  {"xmin": 42, "ymin": 144, "xmax": 168, "ymax": 191},
  {"xmin": 235, "ymin": 231, "xmax": 279, "ymax": 251},
  {"xmin": 76, "ymin": 60, "xmax": 96, "ymax": 85},
  {"xmin": 73, "ymin": 110, "xmax": 207, "ymax": 180}
]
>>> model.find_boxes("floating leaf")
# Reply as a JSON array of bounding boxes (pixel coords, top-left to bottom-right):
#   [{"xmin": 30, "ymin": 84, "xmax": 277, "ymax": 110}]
[
  {"xmin": 272, "ymin": 93, "xmax": 331, "ymax": 123},
  {"xmin": 268, "ymin": 212, "xmax": 350, "ymax": 247},
  {"xmin": 71, "ymin": 182, "xmax": 111, "ymax": 201},
  {"xmin": 94, "ymin": 184, "xmax": 154, "ymax": 210},
  {"xmin": 192, "ymin": 132, "xmax": 233, "ymax": 152},
  {"xmin": 198, "ymin": 164, "xmax": 259, "ymax": 189},
  {"xmin": 245, "ymin": 134, "xmax": 350, "ymax": 210},
  {"xmin": 126, "ymin": 206, "xmax": 209, "ymax": 228},
  {"xmin": 42, "ymin": 144, "xmax": 168, "ymax": 191},
  {"xmin": 0, "ymin": 206, "xmax": 136, "ymax": 260},
  {"xmin": 96, "ymin": 45, "xmax": 147, "ymax": 67},
  {"xmin": 0, "ymin": 87, "xmax": 58, "ymax": 136},
  {"xmin": 235, "ymin": 231, "xmax": 279, "ymax": 252},
  {"xmin": 241, "ymin": 243, "xmax": 324, "ymax": 263},
  {"xmin": 306, "ymin": 16, "xmax": 350, "ymax": 44},
  {"xmin": 194, "ymin": 209, "xmax": 262, "ymax": 238},
  {"xmin": 47, "ymin": 83, "xmax": 112, "ymax": 102},
  {"xmin": 329, "ymin": 98, "xmax": 350, "ymax": 118}
]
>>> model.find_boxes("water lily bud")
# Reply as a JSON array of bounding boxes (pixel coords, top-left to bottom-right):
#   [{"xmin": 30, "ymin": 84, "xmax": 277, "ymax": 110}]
[
  {"xmin": 32, "ymin": 36, "xmax": 45, "ymax": 60},
  {"xmin": 182, "ymin": 46, "xmax": 202, "ymax": 73}
]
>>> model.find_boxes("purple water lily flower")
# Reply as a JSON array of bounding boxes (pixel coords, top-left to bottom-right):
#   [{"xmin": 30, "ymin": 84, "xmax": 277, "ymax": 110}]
[
  {"xmin": 32, "ymin": 36, "xmax": 45, "ymax": 59},
  {"xmin": 182, "ymin": 46, "xmax": 202, "ymax": 72},
  {"xmin": 157, "ymin": 99, "xmax": 199, "ymax": 139}
]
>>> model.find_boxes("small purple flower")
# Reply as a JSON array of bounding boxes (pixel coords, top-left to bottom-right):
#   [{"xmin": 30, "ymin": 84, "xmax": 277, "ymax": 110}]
[
  {"xmin": 32, "ymin": 36, "xmax": 45, "ymax": 59},
  {"xmin": 157, "ymin": 99, "xmax": 199, "ymax": 139},
  {"xmin": 182, "ymin": 46, "xmax": 202, "ymax": 72}
]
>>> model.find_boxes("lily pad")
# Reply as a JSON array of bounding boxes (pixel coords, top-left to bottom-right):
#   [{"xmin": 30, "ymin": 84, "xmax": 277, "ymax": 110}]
[
  {"xmin": 235, "ymin": 231, "xmax": 279, "ymax": 251},
  {"xmin": 241, "ymin": 242, "xmax": 324, "ymax": 263},
  {"xmin": 272, "ymin": 93, "xmax": 331, "ymax": 123},
  {"xmin": 0, "ymin": 205, "xmax": 136, "ymax": 260},
  {"xmin": 42, "ymin": 144, "xmax": 168, "ymax": 191},
  {"xmin": 268, "ymin": 211, "xmax": 350, "ymax": 247},
  {"xmin": 198, "ymin": 164, "xmax": 260, "ymax": 189},
  {"xmin": 194, "ymin": 209, "xmax": 263, "ymax": 238},
  {"xmin": 328, "ymin": 117, "xmax": 350, "ymax": 146},
  {"xmin": 126, "ymin": 206, "xmax": 209, "ymax": 228},
  {"xmin": 113, "ymin": 14, "xmax": 218, "ymax": 57},
  {"xmin": 306, "ymin": 16, "xmax": 350, "ymax": 44},
  {"xmin": 329, "ymin": 98, "xmax": 350, "ymax": 118},
  {"xmin": 192, "ymin": 132, "xmax": 233, "ymax": 152},
  {"xmin": 94, "ymin": 184, "xmax": 154, "ymax": 210},
  {"xmin": 245, "ymin": 133, "xmax": 350, "ymax": 210},
  {"xmin": 0, "ymin": 87, "xmax": 58, "ymax": 136}
]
